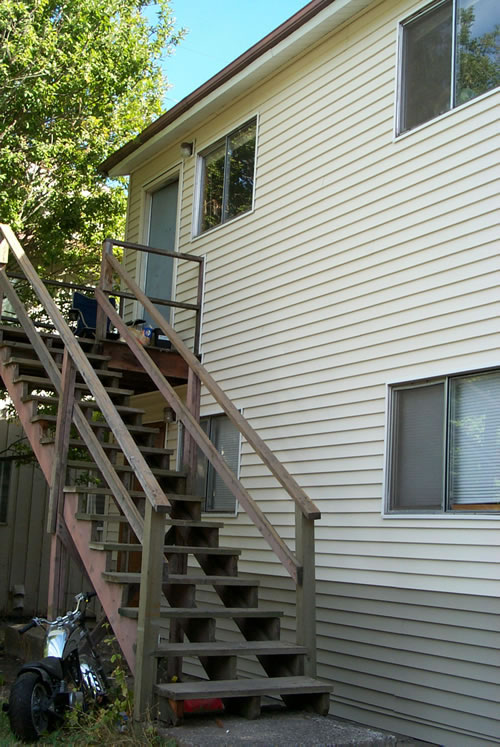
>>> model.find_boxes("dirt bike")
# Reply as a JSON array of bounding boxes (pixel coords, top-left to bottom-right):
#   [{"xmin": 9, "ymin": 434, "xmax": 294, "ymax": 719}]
[{"xmin": 6, "ymin": 591, "xmax": 108, "ymax": 742}]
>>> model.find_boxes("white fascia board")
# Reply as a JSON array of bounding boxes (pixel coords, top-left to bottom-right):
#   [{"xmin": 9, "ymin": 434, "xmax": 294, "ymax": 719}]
[{"xmin": 109, "ymin": 0, "xmax": 374, "ymax": 177}]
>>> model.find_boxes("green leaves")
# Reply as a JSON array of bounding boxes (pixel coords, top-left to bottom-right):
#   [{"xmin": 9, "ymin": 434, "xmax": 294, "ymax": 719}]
[{"xmin": 0, "ymin": 0, "xmax": 184, "ymax": 284}]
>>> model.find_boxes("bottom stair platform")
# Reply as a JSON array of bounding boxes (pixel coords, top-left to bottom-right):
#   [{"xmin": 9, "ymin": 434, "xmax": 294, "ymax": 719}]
[{"xmin": 155, "ymin": 676, "xmax": 332, "ymax": 724}]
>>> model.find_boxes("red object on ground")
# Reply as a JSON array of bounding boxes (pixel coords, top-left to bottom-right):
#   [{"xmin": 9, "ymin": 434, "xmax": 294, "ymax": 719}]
[{"xmin": 184, "ymin": 697, "xmax": 224, "ymax": 713}]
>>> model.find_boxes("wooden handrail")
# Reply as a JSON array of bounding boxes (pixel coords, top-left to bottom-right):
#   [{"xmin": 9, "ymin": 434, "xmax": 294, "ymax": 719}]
[
  {"xmin": 96, "ymin": 288, "xmax": 300, "ymax": 580},
  {"xmin": 0, "ymin": 224, "xmax": 171, "ymax": 517},
  {"xmin": 0, "ymin": 270, "xmax": 145, "ymax": 540},
  {"xmin": 105, "ymin": 252, "xmax": 321, "ymax": 521}
]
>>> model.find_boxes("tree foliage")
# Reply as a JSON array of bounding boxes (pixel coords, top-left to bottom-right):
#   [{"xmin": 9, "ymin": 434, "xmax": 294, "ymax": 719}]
[
  {"xmin": 456, "ymin": 6, "xmax": 499, "ymax": 105},
  {"xmin": 0, "ymin": 0, "xmax": 183, "ymax": 284}
]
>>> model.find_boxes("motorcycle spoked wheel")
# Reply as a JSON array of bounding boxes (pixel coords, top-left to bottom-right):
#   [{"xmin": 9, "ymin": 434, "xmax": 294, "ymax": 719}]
[
  {"xmin": 8, "ymin": 671, "xmax": 54, "ymax": 742},
  {"xmin": 78, "ymin": 654, "xmax": 107, "ymax": 707}
]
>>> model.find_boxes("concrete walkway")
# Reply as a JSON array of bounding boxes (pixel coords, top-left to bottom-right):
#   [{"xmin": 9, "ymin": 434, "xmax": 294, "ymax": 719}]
[{"xmin": 158, "ymin": 706, "xmax": 435, "ymax": 746}]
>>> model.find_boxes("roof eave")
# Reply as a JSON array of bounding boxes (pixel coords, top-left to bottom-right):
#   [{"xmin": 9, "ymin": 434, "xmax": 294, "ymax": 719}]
[{"xmin": 102, "ymin": 0, "xmax": 372, "ymax": 177}]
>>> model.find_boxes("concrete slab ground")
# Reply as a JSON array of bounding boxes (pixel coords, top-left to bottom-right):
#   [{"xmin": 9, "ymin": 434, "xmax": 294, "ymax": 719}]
[{"xmin": 157, "ymin": 705, "xmax": 437, "ymax": 747}]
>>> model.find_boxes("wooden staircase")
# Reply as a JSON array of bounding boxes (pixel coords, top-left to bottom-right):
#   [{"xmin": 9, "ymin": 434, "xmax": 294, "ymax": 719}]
[{"xmin": 0, "ymin": 224, "xmax": 332, "ymax": 724}]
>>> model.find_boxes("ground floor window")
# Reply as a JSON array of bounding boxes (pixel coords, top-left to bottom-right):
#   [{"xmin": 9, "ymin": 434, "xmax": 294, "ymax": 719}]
[
  {"xmin": 181, "ymin": 413, "xmax": 240, "ymax": 512},
  {"xmin": 386, "ymin": 369, "xmax": 499, "ymax": 513}
]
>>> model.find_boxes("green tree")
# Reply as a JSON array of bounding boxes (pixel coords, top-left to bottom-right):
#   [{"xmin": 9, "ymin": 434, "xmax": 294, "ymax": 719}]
[{"xmin": 0, "ymin": 0, "xmax": 184, "ymax": 284}]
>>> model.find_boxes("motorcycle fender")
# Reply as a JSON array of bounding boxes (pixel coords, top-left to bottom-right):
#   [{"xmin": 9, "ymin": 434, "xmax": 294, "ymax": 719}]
[{"xmin": 18, "ymin": 657, "xmax": 64, "ymax": 685}]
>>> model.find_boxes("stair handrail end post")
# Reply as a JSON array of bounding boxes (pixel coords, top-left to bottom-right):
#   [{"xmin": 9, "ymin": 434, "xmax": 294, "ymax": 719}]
[{"xmin": 295, "ymin": 505, "xmax": 317, "ymax": 677}]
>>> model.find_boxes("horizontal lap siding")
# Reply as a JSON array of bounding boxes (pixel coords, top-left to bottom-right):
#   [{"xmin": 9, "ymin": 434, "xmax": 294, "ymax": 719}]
[{"xmin": 125, "ymin": 0, "xmax": 500, "ymax": 741}]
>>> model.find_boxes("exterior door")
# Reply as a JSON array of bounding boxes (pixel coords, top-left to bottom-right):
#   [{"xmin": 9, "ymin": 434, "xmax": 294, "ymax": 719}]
[{"xmin": 144, "ymin": 179, "xmax": 179, "ymax": 325}]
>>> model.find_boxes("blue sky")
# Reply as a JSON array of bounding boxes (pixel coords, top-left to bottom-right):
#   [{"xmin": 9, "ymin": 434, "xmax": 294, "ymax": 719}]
[{"xmin": 161, "ymin": 0, "xmax": 308, "ymax": 106}]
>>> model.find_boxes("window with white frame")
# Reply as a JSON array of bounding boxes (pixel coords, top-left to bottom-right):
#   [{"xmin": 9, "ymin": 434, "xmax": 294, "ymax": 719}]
[
  {"xmin": 180, "ymin": 414, "xmax": 240, "ymax": 512},
  {"xmin": 397, "ymin": 0, "xmax": 499, "ymax": 135},
  {"xmin": 198, "ymin": 118, "xmax": 257, "ymax": 234},
  {"xmin": 386, "ymin": 369, "xmax": 500, "ymax": 513}
]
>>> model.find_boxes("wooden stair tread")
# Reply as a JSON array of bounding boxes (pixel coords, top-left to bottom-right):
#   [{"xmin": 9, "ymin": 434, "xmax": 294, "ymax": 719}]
[
  {"xmin": 74, "ymin": 512, "xmax": 223, "ymax": 528},
  {"xmin": 101, "ymin": 571, "xmax": 257, "ymax": 585},
  {"xmin": 14, "ymin": 374, "xmax": 135, "ymax": 397},
  {"xmin": 33, "ymin": 416, "xmax": 159, "ymax": 434},
  {"xmin": 23, "ymin": 394, "xmax": 145, "ymax": 416},
  {"xmin": 69, "ymin": 486, "xmax": 201, "ymax": 502},
  {"xmin": 119, "ymin": 607, "xmax": 283, "ymax": 619},
  {"xmin": 155, "ymin": 676, "xmax": 332, "ymax": 700},
  {"xmin": 99, "ymin": 543, "xmax": 240, "ymax": 556},
  {"xmin": 153, "ymin": 641, "xmax": 305, "ymax": 657},
  {"xmin": 0, "ymin": 340, "xmax": 111, "ymax": 362},
  {"xmin": 66, "ymin": 460, "xmax": 184, "ymax": 477},
  {"xmin": 49, "ymin": 439, "xmax": 174, "ymax": 456},
  {"xmin": 6, "ymin": 356, "xmax": 123, "ymax": 379}
]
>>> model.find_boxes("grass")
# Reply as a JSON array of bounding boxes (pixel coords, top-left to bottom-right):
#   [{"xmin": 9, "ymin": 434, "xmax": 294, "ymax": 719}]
[{"xmin": 0, "ymin": 707, "xmax": 177, "ymax": 745}]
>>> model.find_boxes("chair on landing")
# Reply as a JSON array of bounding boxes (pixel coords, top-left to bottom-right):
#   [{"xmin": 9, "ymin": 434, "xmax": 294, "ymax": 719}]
[{"xmin": 69, "ymin": 291, "xmax": 117, "ymax": 338}]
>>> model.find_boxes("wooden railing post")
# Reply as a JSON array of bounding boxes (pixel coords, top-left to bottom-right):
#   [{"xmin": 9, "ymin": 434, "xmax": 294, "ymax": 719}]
[
  {"xmin": 47, "ymin": 348, "xmax": 77, "ymax": 617},
  {"xmin": 183, "ymin": 367, "xmax": 201, "ymax": 494},
  {"xmin": 295, "ymin": 505, "xmax": 317, "ymax": 677},
  {"xmin": 134, "ymin": 501, "xmax": 166, "ymax": 721},
  {"xmin": 95, "ymin": 238, "xmax": 113, "ymax": 341},
  {"xmin": 47, "ymin": 349, "xmax": 76, "ymax": 533}
]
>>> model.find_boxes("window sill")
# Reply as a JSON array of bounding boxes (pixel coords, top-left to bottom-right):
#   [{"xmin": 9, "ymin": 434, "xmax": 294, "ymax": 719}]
[{"xmin": 382, "ymin": 510, "xmax": 500, "ymax": 519}]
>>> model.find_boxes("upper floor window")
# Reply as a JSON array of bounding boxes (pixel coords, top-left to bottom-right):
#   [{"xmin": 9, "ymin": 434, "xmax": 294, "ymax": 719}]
[
  {"xmin": 198, "ymin": 118, "xmax": 257, "ymax": 234},
  {"xmin": 386, "ymin": 369, "xmax": 500, "ymax": 513},
  {"xmin": 398, "ymin": 0, "xmax": 499, "ymax": 134}
]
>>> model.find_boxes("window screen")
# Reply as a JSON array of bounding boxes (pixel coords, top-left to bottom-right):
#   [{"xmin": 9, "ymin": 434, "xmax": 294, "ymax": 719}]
[{"xmin": 390, "ymin": 383, "xmax": 445, "ymax": 510}]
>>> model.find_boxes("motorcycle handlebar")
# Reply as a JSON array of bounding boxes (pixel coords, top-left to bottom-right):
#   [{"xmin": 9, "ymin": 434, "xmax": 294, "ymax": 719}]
[{"xmin": 18, "ymin": 620, "xmax": 37, "ymax": 634}]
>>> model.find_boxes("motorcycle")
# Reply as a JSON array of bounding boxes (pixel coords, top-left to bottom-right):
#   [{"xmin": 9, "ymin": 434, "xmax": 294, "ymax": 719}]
[{"xmin": 6, "ymin": 591, "xmax": 108, "ymax": 742}]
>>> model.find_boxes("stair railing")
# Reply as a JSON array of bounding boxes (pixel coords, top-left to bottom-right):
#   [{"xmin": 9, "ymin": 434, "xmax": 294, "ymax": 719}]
[
  {"xmin": 0, "ymin": 225, "xmax": 174, "ymax": 696},
  {"xmin": 97, "ymin": 242, "xmax": 321, "ymax": 676}
]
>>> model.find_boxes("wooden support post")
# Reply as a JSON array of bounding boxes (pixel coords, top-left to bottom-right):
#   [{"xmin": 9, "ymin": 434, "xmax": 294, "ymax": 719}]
[
  {"xmin": 183, "ymin": 367, "xmax": 201, "ymax": 494},
  {"xmin": 95, "ymin": 238, "xmax": 113, "ymax": 341},
  {"xmin": 47, "ymin": 349, "xmax": 76, "ymax": 533},
  {"xmin": 47, "ymin": 533, "xmax": 67, "ymax": 618},
  {"xmin": 295, "ymin": 505, "xmax": 317, "ymax": 677},
  {"xmin": 134, "ymin": 501, "xmax": 165, "ymax": 721}
]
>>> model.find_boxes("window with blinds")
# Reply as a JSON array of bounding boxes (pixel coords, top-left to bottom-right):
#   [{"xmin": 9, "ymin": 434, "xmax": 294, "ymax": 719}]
[
  {"xmin": 181, "ymin": 414, "xmax": 240, "ymax": 513},
  {"xmin": 387, "ymin": 370, "xmax": 500, "ymax": 513}
]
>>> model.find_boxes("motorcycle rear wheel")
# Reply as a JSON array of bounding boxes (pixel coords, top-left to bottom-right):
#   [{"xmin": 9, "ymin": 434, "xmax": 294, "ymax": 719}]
[{"xmin": 9, "ymin": 671, "xmax": 52, "ymax": 742}]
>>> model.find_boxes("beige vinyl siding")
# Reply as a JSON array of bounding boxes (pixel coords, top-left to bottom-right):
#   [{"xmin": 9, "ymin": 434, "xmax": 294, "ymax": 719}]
[{"xmin": 125, "ymin": 0, "xmax": 499, "ymax": 742}]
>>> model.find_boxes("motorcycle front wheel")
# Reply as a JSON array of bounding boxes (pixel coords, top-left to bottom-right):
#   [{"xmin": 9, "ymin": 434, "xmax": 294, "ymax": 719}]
[
  {"xmin": 9, "ymin": 671, "xmax": 52, "ymax": 742},
  {"xmin": 79, "ymin": 654, "xmax": 107, "ymax": 705}
]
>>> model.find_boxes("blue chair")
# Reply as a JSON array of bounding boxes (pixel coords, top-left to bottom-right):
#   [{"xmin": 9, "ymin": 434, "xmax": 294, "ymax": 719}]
[{"xmin": 69, "ymin": 291, "xmax": 117, "ymax": 338}]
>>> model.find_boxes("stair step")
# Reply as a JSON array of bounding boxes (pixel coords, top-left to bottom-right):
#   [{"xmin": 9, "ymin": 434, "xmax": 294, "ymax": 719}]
[
  {"xmin": 66, "ymin": 460, "xmax": 182, "ymax": 477},
  {"xmin": 153, "ymin": 641, "xmax": 305, "ymax": 657},
  {"xmin": 75, "ymin": 512, "xmax": 131, "ymax": 523},
  {"xmin": 0, "ymin": 325, "xmax": 93, "ymax": 348},
  {"xmin": 48, "ymin": 438, "xmax": 174, "ymax": 457},
  {"xmin": 6, "ymin": 355, "xmax": 122, "ymax": 379},
  {"xmin": 100, "ymin": 544, "xmax": 239, "ymax": 557},
  {"xmin": 155, "ymin": 676, "xmax": 332, "ymax": 701},
  {"xmin": 14, "ymin": 375, "xmax": 135, "ymax": 398},
  {"xmin": 0, "ymin": 340, "xmax": 111, "ymax": 363},
  {"xmin": 68, "ymin": 484, "xmax": 196, "ymax": 500},
  {"xmin": 101, "ymin": 571, "xmax": 256, "ymax": 585},
  {"xmin": 74, "ymin": 512, "xmax": 224, "ymax": 529},
  {"xmin": 119, "ymin": 607, "xmax": 283, "ymax": 620},
  {"xmin": 23, "ymin": 394, "xmax": 145, "ymax": 417},
  {"xmin": 36, "ymin": 417, "xmax": 159, "ymax": 435}
]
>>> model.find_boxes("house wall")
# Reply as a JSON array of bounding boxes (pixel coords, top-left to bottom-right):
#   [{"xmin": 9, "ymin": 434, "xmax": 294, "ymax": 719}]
[
  {"xmin": 123, "ymin": 0, "xmax": 500, "ymax": 743},
  {"xmin": 0, "ymin": 420, "xmax": 89, "ymax": 616}
]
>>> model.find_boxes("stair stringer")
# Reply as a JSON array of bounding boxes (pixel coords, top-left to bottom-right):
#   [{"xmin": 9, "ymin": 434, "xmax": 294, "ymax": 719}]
[
  {"xmin": 63, "ymin": 492, "xmax": 138, "ymax": 672},
  {"xmin": 0, "ymin": 355, "xmax": 55, "ymax": 481}
]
